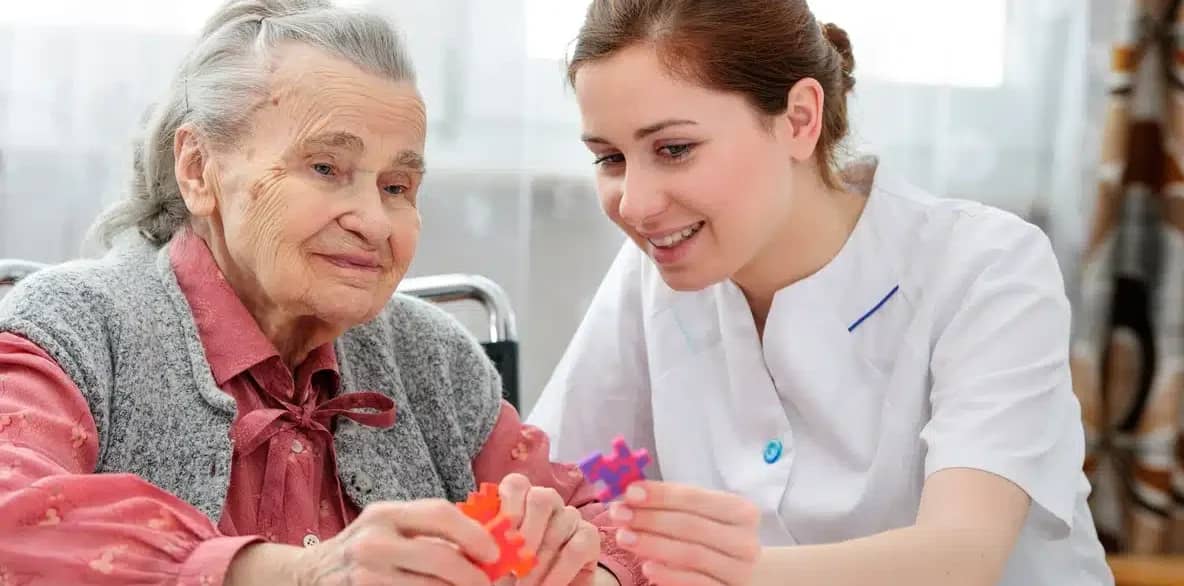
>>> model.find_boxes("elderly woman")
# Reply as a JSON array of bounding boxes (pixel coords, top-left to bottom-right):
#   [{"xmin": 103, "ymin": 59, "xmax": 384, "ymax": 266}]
[{"xmin": 0, "ymin": 1, "xmax": 639, "ymax": 585}]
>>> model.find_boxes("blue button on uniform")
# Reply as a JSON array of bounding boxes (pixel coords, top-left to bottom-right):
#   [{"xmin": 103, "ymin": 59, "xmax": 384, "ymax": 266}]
[{"xmin": 763, "ymin": 439, "xmax": 783, "ymax": 464}]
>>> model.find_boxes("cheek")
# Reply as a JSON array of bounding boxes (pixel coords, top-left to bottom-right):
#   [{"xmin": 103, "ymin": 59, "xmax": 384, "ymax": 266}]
[
  {"xmin": 234, "ymin": 171, "xmax": 292, "ymax": 241},
  {"xmin": 389, "ymin": 209, "xmax": 421, "ymax": 268},
  {"xmin": 596, "ymin": 176, "xmax": 624, "ymax": 222},
  {"xmin": 240, "ymin": 178, "xmax": 333, "ymax": 275},
  {"xmin": 712, "ymin": 147, "xmax": 785, "ymax": 220}
]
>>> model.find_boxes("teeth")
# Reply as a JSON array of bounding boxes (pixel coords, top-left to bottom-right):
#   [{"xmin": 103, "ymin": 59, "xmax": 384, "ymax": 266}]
[{"xmin": 649, "ymin": 222, "xmax": 703, "ymax": 248}]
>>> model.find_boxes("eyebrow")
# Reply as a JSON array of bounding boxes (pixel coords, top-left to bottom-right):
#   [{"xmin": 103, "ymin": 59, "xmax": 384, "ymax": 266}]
[
  {"xmin": 581, "ymin": 119, "xmax": 699, "ymax": 144},
  {"xmin": 298, "ymin": 131, "xmax": 425, "ymax": 173},
  {"xmin": 300, "ymin": 131, "xmax": 365, "ymax": 153},
  {"xmin": 395, "ymin": 150, "xmax": 426, "ymax": 174}
]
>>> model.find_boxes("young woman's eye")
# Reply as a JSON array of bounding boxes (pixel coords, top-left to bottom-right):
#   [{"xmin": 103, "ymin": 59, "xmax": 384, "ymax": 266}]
[
  {"xmin": 594, "ymin": 153, "xmax": 625, "ymax": 166},
  {"xmin": 659, "ymin": 144, "xmax": 694, "ymax": 159}
]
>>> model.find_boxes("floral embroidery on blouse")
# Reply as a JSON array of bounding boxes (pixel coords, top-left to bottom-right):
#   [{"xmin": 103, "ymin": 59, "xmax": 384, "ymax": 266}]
[
  {"xmin": 510, "ymin": 426, "xmax": 543, "ymax": 461},
  {"xmin": 0, "ymin": 413, "xmax": 22, "ymax": 436},
  {"xmin": 88, "ymin": 545, "xmax": 128, "ymax": 575},
  {"xmin": 69, "ymin": 424, "xmax": 88, "ymax": 449},
  {"xmin": 147, "ymin": 508, "xmax": 175, "ymax": 531},
  {"xmin": 37, "ymin": 507, "xmax": 61, "ymax": 527}
]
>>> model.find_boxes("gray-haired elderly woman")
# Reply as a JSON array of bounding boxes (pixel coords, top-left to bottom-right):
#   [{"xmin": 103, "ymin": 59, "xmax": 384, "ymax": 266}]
[{"xmin": 0, "ymin": 1, "xmax": 641, "ymax": 584}]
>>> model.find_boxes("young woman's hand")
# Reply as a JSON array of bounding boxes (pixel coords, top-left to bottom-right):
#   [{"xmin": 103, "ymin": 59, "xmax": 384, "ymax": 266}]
[{"xmin": 608, "ymin": 481, "xmax": 762, "ymax": 586}]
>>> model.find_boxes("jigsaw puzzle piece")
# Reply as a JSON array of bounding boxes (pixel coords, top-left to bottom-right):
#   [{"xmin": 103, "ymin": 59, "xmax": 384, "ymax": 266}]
[
  {"xmin": 458, "ymin": 482, "xmax": 501, "ymax": 524},
  {"xmin": 579, "ymin": 436, "xmax": 651, "ymax": 501},
  {"xmin": 481, "ymin": 514, "xmax": 536, "ymax": 581}
]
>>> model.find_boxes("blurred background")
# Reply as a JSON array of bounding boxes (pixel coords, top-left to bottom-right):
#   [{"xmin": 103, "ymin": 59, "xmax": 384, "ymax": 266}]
[
  {"xmin": 0, "ymin": 0, "xmax": 1110, "ymax": 410},
  {"xmin": 11, "ymin": 0, "xmax": 1184, "ymax": 570}
]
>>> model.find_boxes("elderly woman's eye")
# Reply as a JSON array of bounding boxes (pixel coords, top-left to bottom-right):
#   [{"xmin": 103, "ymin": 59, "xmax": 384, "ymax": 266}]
[
  {"xmin": 312, "ymin": 163, "xmax": 336, "ymax": 176},
  {"xmin": 384, "ymin": 185, "xmax": 408, "ymax": 196}
]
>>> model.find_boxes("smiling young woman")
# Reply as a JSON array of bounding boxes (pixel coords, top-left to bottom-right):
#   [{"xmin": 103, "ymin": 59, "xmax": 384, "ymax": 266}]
[{"xmin": 529, "ymin": 1, "xmax": 1114, "ymax": 585}]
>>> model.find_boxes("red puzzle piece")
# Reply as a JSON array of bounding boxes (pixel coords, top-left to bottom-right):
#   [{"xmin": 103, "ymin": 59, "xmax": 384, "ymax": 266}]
[
  {"xmin": 458, "ymin": 483, "xmax": 536, "ymax": 581},
  {"xmin": 458, "ymin": 482, "xmax": 501, "ymax": 524},
  {"xmin": 578, "ymin": 436, "xmax": 651, "ymax": 501},
  {"xmin": 481, "ymin": 515, "xmax": 537, "ymax": 580}
]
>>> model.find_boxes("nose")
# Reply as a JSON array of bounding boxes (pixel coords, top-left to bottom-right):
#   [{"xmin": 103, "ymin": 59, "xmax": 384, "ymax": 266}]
[
  {"xmin": 617, "ymin": 168, "xmax": 668, "ymax": 227},
  {"xmin": 338, "ymin": 182, "xmax": 393, "ymax": 246}
]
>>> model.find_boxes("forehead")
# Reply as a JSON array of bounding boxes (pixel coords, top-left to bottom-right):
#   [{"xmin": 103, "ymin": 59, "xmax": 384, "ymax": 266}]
[
  {"xmin": 260, "ymin": 43, "xmax": 427, "ymax": 150},
  {"xmin": 574, "ymin": 45, "xmax": 758, "ymax": 140}
]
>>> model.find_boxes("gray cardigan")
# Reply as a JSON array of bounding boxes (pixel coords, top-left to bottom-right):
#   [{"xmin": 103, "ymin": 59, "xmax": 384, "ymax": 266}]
[{"xmin": 0, "ymin": 236, "xmax": 502, "ymax": 520}]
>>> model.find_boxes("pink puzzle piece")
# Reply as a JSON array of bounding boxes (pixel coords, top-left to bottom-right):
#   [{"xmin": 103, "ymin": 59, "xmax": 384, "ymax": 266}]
[{"xmin": 579, "ymin": 436, "xmax": 650, "ymax": 501}]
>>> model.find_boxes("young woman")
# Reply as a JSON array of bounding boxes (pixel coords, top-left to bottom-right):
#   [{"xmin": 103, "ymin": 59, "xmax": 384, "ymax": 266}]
[{"xmin": 528, "ymin": 1, "xmax": 1113, "ymax": 585}]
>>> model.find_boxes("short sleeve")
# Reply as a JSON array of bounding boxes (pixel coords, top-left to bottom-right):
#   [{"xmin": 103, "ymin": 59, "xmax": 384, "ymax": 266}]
[{"xmin": 922, "ymin": 210, "xmax": 1085, "ymax": 538}]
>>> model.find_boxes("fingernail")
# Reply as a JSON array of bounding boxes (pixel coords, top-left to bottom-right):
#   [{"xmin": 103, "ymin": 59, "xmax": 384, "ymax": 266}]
[
  {"xmin": 617, "ymin": 528, "xmax": 638, "ymax": 546},
  {"xmin": 625, "ymin": 485, "xmax": 646, "ymax": 503},
  {"xmin": 642, "ymin": 562, "xmax": 659, "ymax": 577},
  {"xmin": 609, "ymin": 503, "xmax": 633, "ymax": 521}
]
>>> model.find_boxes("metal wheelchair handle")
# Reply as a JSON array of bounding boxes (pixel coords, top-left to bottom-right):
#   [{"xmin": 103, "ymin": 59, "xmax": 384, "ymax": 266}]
[
  {"xmin": 398, "ymin": 274, "xmax": 521, "ymax": 408},
  {"xmin": 397, "ymin": 274, "xmax": 518, "ymax": 344}
]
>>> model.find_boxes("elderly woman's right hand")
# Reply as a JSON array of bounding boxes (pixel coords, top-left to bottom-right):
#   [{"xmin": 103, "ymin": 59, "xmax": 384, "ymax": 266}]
[{"xmin": 227, "ymin": 499, "xmax": 500, "ymax": 586}]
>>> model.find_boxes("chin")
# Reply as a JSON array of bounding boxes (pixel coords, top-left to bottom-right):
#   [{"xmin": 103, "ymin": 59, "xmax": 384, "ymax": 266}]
[
  {"xmin": 312, "ymin": 287, "xmax": 387, "ymax": 329},
  {"xmin": 657, "ymin": 265, "xmax": 727, "ymax": 292}
]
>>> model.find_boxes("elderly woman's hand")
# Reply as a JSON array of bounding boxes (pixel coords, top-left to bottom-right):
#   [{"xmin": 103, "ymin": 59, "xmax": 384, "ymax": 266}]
[
  {"xmin": 249, "ymin": 499, "xmax": 499, "ymax": 586},
  {"xmin": 498, "ymin": 473, "xmax": 602, "ymax": 586}
]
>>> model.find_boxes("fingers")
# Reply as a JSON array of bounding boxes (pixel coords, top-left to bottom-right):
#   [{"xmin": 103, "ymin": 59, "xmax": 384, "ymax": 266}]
[
  {"xmin": 615, "ymin": 528, "xmax": 750, "ymax": 586},
  {"xmin": 343, "ymin": 527, "xmax": 488, "ymax": 586},
  {"xmin": 641, "ymin": 561, "xmax": 728, "ymax": 586},
  {"xmin": 498, "ymin": 473, "xmax": 532, "ymax": 527},
  {"xmin": 520, "ymin": 487, "xmax": 563, "ymax": 553},
  {"xmin": 538, "ymin": 521, "xmax": 600, "ymax": 586},
  {"xmin": 608, "ymin": 502, "xmax": 759, "ymax": 561},
  {"xmin": 361, "ymin": 500, "xmax": 499, "ymax": 564},
  {"xmin": 387, "ymin": 570, "xmax": 458, "ymax": 586},
  {"xmin": 499, "ymin": 474, "xmax": 564, "ymax": 554},
  {"xmin": 391, "ymin": 538, "xmax": 491, "ymax": 586},
  {"xmin": 567, "ymin": 565, "xmax": 598, "ymax": 586},
  {"xmin": 621, "ymin": 482, "xmax": 761, "ymax": 528},
  {"xmin": 519, "ymin": 508, "xmax": 589, "ymax": 586}
]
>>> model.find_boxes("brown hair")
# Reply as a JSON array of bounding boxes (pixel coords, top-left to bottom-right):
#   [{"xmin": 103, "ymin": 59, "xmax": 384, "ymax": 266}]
[{"xmin": 568, "ymin": 0, "xmax": 856, "ymax": 188}]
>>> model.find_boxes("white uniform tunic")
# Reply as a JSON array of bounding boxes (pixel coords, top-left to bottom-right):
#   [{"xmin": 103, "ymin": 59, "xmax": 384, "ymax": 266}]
[{"xmin": 529, "ymin": 168, "xmax": 1112, "ymax": 585}]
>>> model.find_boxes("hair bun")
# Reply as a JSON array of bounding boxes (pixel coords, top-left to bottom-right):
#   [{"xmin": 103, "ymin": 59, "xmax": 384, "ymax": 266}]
[{"xmin": 821, "ymin": 22, "xmax": 856, "ymax": 92}]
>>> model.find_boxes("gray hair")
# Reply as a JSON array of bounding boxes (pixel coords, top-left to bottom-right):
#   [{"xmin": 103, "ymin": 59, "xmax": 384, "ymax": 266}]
[{"xmin": 90, "ymin": 0, "xmax": 416, "ymax": 248}]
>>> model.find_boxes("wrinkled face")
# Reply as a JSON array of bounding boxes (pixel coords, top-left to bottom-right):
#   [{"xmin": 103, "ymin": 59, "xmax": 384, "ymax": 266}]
[
  {"xmin": 575, "ymin": 45, "xmax": 804, "ymax": 291},
  {"xmin": 191, "ymin": 44, "xmax": 426, "ymax": 330}
]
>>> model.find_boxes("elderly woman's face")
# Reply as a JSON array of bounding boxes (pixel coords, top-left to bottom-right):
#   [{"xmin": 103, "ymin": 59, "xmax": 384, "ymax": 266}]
[{"xmin": 199, "ymin": 44, "xmax": 426, "ymax": 329}]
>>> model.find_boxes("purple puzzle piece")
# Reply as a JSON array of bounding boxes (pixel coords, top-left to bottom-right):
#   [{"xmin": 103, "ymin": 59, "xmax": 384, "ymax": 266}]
[{"xmin": 578, "ymin": 436, "xmax": 650, "ymax": 501}]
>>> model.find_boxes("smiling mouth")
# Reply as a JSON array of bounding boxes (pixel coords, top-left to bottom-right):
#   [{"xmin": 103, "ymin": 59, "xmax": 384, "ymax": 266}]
[
  {"xmin": 647, "ymin": 221, "xmax": 705, "ymax": 248},
  {"xmin": 319, "ymin": 254, "xmax": 382, "ymax": 273}
]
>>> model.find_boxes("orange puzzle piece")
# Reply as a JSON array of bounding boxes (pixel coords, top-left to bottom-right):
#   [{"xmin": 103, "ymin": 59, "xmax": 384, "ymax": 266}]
[
  {"xmin": 458, "ymin": 482, "xmax": 501, "ymax": 524},
  {"xmin": 458, "ymin": 483, "xmax": 536, "ymax": 580}
]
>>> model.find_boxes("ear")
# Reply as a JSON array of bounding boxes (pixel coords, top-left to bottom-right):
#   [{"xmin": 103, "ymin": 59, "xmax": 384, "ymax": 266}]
[
  {"xmin": 780, "ymin": 78, "xmax": 826, "ymax": 162},
  {"xmin": 174, "ymin": 124, "xmax": 217, "ymax": 218}
]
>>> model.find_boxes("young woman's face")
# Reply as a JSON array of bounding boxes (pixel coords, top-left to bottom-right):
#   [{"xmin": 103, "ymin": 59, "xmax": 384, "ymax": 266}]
[{"xmin": 575, "ymin": 45, "xmax": 806, "ymax": 291}]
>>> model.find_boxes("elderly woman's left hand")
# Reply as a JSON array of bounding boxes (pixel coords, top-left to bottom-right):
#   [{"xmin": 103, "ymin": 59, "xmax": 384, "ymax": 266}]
[{"xmin": 497, "ymin": 473, "xmax": 603, "ymax": 586}]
